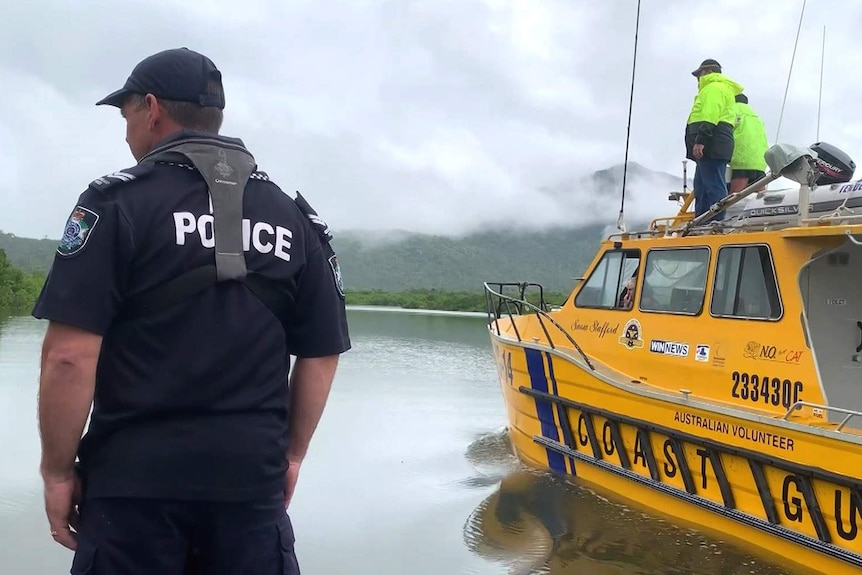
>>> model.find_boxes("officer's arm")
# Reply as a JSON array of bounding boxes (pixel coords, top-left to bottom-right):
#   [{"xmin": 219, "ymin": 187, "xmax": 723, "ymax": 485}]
[
  {"xmin": 281, "ymin": 219, "xmax": 351, "ymax": 463},
  {"xmin": 286, "ymin": 354, "xmax": 340, "ymax": 464},
  {"xmin": 38, "ymin": 322, "xmax": 101, "ymax": 480},
  {"xmin": 31, "ymin": 186, "xmax": 134, "ymax": 481}
]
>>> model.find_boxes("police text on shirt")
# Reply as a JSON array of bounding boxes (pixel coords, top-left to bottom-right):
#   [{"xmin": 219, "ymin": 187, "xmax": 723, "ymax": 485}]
[{"xmin": 173, "ymin": 212, "xmax": 292, "ymax": 262}]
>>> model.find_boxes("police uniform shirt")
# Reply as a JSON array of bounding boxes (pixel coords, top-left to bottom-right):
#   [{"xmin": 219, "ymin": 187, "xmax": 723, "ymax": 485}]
[{"xmin": 32, "ymin": 133, "xmax": 351, "ymax": 502}]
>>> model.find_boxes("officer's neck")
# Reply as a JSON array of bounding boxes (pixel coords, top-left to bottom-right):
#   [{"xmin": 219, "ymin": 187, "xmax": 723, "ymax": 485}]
[
  {"xmin": 138, "ymin": 129, "xmax": 249, "ymax": 165},
  {"xmin": 153, "ymin": 129, "xmax": 210, "ymax": 148}
]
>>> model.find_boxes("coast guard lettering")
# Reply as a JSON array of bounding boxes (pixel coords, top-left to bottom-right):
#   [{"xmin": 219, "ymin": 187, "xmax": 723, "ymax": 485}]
[{"xmin": 173, "ymin": 212, "xmax": 293, "ymax": 262}]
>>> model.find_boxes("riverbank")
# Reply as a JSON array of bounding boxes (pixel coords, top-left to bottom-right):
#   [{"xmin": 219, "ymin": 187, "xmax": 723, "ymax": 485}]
[
  {"xmin": 345, "ymin": 289, "xmax": 569, "ymax": 313},
  {"xmin": 2, "ymin": 262, "xmax": 571, "ymax": 316}
]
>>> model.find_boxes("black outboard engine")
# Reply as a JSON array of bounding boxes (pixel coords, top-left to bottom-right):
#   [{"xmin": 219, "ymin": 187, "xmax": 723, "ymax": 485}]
[{"xmin": 810, "ymin": 141, "xmax": 856, "ymax": 184}]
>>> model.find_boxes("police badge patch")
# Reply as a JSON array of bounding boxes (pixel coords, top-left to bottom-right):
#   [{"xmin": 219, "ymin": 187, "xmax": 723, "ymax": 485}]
[
  {"xmin": 328, "ymin": 254, "xmax": 345, "ymax": 299},
  {"xmin": 57, "ymin": 205, "xmax": 100, "ymax": 257}
]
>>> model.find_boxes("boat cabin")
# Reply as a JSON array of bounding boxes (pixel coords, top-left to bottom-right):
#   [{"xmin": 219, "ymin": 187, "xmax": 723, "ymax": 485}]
[{"xmin": 564, "ymin": 142, "xmax": 862, "ymax": 431}]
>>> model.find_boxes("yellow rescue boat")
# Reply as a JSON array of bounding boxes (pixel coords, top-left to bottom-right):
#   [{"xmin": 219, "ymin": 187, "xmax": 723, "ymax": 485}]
[{"xmin": 483, "ymin": 143, "xmax": 862, "ymax": 574}]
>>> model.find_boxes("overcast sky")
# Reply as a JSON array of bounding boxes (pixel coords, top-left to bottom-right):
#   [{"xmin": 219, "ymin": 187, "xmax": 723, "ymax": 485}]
[{"xmin": 1, "ymin": 0, "xmax": 858, "ymax": 239}]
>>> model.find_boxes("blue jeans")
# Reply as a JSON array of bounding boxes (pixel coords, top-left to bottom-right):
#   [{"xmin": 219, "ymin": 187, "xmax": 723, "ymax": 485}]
[{"xmin": 693, "ymin": 159, "xmax": 728, "ymax": 220}]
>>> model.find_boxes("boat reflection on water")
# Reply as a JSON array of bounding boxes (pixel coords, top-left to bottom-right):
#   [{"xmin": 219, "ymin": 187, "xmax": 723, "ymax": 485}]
[{"xmin": 463, "ymin": 468, "xmax": 818, "ymax": 575}]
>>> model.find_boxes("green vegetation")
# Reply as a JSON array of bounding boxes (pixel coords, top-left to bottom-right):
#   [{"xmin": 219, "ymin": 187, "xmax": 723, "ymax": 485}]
[
  {"xmin": 3, "ymin": 226, "xmax": 606, "ymax": 294},
  {"xmin": 1, "ymin": 228, "xmax": 593, "ymax": 314},
  {"xmin": 346, "ymin": 288, "xmax": 571, "ymax": 313},
  {"xmin": 0, "ymin": 248, "xmax": 44, "ymax": 313},
  {"xmin": 1, "ymin": 228, "xmax": 594, "ymax": 314},
  {"xmin": 0, "ymin": 231, "xmax": 58, "ymax": 275}
]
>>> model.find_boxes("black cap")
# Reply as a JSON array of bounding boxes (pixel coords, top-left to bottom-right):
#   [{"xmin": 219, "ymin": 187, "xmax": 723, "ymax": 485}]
[
  {"xmin": 96, "ymin": 47, "xmax": 225, "ymax": 109},
  {"xmin": 735, "ymin": 93, "xmax": 748, "ymax": 104},
  {"xmin": 691, "ymin": 58, "xmax": 722, "ymax": 77}
]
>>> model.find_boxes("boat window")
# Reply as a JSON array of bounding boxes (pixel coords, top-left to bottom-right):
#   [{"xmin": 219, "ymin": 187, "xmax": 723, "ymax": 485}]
[
  {"xmin": 710, "ymin": 245, "xmax": 781, "ymax": 320},
  {"xmin": 574, "ymin": 249, "xmax": 641, "ymax": 310},
  {"xmin": 639, "ymin": 248, "xmax": 709, "ymax": 315}
]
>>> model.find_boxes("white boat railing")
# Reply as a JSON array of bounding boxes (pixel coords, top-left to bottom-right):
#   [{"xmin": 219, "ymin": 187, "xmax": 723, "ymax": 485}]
[
  {"xmin": 781, "ymin": 400, "xmax": 862, "ymax": 431},
  {"xmin": 802, "ymin": 213, "xmax": 862, "ymax": 226},
  {"xmin": 483, "ymin": 281, "xmax": 595, "ymax": 371}
]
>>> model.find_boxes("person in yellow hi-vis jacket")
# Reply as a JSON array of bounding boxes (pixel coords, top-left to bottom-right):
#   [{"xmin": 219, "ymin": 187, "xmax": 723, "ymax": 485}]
[
  {"xmin": 729, "ymin": 93, "xmax": 769, "ymax": 194},
  {"xmin": 685, "ymin": 59, "xmax": 744, "ymax": 221}
]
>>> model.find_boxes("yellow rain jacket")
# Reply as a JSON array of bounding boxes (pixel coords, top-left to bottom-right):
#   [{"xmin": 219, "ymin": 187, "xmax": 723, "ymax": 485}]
[
  {"xmin": 684, "ymin": 73, "xmax": 744, "ymax": 162},
  {"xmin": 730, "ymin": 101, "xmax": 768, "ymax": 171}
]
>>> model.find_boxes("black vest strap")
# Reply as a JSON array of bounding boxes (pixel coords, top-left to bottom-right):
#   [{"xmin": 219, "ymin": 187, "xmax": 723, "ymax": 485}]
[
  {"xmin": 115, "ymin": 265, "xmax": 295, "ymax": 326},
  {"xmin": 117, "ymin": 265, "xmax": 217, "ymax": 322},
  {"xmin": 109, "ymin": 142, "xmax": 326, "ymax": 328}
]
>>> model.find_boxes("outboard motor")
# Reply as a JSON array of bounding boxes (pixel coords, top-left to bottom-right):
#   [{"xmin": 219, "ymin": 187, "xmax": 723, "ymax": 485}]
[{"xmin": 810, "ymin": 141, "xmax": 856, "ymax": 184}]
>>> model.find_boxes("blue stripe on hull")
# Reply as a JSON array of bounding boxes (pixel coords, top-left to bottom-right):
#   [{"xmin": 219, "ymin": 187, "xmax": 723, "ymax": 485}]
[
  {"xmin": 544, "ymin": 351, "xmax": 575, "ymax": 475},
  {"xmin": 524, "ymin": 348, "xmax": 566, "ymax": 473}
]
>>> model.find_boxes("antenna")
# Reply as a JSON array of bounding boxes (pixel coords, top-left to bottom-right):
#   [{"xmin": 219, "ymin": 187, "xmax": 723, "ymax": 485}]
[
  {"xmin": 616, "ymin": 0, "xmax": 642, "ymax": 233},
  {"xmin": 817, "ymin": 25, "xmax": 825, "ymax": 141},
  {"xmin": 775, "ymin": 0, "xmax": 807, "ymax": 143}
]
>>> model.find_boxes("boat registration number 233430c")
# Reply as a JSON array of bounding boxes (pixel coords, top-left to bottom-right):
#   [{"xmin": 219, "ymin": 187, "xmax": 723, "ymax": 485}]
[{"xmin": 731, "ymin": 371, "xmax": 803, "ymax": 409}]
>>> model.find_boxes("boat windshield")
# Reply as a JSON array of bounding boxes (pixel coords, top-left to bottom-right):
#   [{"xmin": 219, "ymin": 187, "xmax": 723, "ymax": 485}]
[{"xmin": 640, "ymin": 248, "xmax": 710, "ymax": 314}]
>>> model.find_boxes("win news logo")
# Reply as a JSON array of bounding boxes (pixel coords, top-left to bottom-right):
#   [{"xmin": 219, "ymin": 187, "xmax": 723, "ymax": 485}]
[{"xmin": 649, "ymin": 339, "xmax": 689, "ymax": 357}]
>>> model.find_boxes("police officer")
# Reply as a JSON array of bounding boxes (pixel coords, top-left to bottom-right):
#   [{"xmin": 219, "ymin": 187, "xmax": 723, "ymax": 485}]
[{"xmin": 32, "ymin": 47, "xmax": 351, "ymax": 574}]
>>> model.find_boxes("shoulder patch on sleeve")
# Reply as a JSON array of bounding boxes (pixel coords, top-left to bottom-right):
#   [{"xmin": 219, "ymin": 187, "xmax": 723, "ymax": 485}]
[
  {"xmin": 250, "ymin": 171, "xmax": 270, "ymax": 181},
  {"xmin": 88, "ymin": 163, "xmax": 154, "ymax": 193},
  {"xmin": 293, "ymin": 191, "xmax": 334, "ymax": 243},
  {"xmin": 57, "ymin": 205, "xmax": 100, "ymax": 257},
  {"xmin": 328, "ymin": 254, "xmax": 345, "ymax": 299}
]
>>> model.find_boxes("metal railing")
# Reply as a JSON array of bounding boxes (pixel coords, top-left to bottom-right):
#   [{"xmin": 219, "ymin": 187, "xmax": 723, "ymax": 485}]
[
  {"xmin": 483, "ymin": 281, "xmax": 594, "ymax": 371},
  {"xmin": 781, "ymin": 400, "xmax": 862, "ymax": 432}
]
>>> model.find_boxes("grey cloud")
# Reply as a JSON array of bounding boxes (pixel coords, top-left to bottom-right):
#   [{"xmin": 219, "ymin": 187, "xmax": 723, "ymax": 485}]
[{"xmin": 1, "ymin": 0, "xmax": 860, "ymax": 240}]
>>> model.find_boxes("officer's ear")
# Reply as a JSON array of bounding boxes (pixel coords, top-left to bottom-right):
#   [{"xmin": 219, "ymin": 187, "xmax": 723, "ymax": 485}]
[{"xmin": 143, "ymin": 93, "xmax": 161, "ymax": 130}]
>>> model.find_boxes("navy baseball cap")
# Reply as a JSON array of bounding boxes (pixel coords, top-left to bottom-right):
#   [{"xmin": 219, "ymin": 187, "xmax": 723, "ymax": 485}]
[{"xmin": 96, "ymin": 47, "xmax": 225, "ymax": 109}]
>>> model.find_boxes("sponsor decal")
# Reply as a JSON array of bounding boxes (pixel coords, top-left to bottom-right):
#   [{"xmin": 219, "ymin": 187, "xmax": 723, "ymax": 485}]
[
  {"xmin": 618, "ymin": 319, "xmax": 644, "ymax": 350},
  {"xmin": 742, "ymin": 341, "xmax": 804, "ymax": 364},
  {"xmin": 711, "ymin": 342, "xmax": 726, "ymax": 367},
  {"xmin": 695, "ymin": 344, "xmax": 710, "ymax": 362},
  {"xmin": 649, "ymin": 339, "xmax": 689, "ymax": 357}
]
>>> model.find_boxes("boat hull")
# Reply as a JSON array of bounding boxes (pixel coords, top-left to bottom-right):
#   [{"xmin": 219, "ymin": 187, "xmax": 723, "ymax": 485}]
[{"xmin": 491, "ymin": 335, "xmax": 862, "ymax": 575}]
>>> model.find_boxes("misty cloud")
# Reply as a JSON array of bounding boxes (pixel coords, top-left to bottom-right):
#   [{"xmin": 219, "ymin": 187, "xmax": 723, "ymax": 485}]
[{"xmin": 1, "ymin": 0, "xmax": 860, "ymax": 240}]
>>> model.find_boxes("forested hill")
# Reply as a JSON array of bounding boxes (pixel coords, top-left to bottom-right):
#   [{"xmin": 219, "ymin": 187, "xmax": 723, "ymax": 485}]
[
  {"xmin": 329, "ymin": 226, "xmax": 606, "ymax": 293},
  {"xmin": 0, "ymin": 226, "xmax": 607, "ymax": 293},
  {"xmin": 0, "ymin": 161, "xmax": 683, "ymax": 294},
  {"xmin": 0, "ymin": 233, "xmax": 58, "ymax": 275}
]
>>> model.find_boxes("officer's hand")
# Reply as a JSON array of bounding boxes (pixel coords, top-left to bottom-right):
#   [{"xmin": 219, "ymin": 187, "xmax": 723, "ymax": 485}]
[
  {"xmin": 284, "ymin": 456, "xmax": 303, "ymax": 509},
  {"xmin": 693, "ymin": 144, "xmax": 704, "ymax": 160},
  {"xmin": 43, "ymin": 473, "xmax": 81, "ymax": 551}
]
